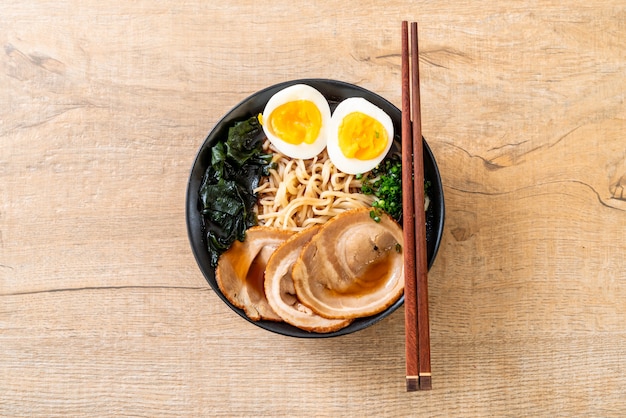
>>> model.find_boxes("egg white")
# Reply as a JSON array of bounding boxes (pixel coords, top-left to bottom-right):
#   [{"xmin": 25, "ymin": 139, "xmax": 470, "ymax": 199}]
[
  {"xmin": 327, "ymin": 97, "xmax": 394, "ymax": 175},
  {"xmin": 261, "ymin": 84, "xmax": 331, "ymax": 160}
]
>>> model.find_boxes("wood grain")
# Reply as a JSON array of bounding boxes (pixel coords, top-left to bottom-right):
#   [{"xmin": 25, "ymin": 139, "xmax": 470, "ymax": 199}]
[{"xmin": 2, "ymin": 1, "xmax": 626, "ymax": 416}]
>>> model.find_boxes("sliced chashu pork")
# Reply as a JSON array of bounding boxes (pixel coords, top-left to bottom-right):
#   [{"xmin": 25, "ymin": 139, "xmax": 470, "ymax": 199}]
[
  {"xmin": 292, "ymin": 208, "xmax": 404, "ymax": 319},
  {"xmin": 216, "ymin": 226, "xmax": 294, "ymax": 321},
  {"xmin": 265, "ymin": 226, "xmax": 353, "ymax": 333}
]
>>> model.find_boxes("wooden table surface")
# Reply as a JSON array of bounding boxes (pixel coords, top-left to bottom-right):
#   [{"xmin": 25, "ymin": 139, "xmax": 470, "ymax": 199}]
[{"xmin": 2, "ymin": 1, "xmax": 625, "ymax": 416}]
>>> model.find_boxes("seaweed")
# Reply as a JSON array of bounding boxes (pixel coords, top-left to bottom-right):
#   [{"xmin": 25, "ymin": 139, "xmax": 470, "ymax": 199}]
[{"xmin": 199, "ymin": 116, "xmax": 272, "ymax": 267}]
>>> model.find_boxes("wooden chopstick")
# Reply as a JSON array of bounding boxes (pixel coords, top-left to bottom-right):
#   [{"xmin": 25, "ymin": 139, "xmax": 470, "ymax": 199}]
[
  {"xmin": 410, "ymin": 21, "xmax": 432, "ymax": 391},
  {"xmin": 402, "ymin": 20, "xmax": 432, "ymax": 391},
  {"xmin": 401, "ymin": 20, "xmax": 419, "ymax": 393}
]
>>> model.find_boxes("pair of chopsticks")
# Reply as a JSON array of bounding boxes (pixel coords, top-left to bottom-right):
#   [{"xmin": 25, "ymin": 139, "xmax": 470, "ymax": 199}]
[{"xmin": 401, "ymin": 21, "xmax": 431, "ymax": 392}]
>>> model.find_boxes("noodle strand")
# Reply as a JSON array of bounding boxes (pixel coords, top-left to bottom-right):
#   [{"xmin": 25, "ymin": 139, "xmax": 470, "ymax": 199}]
[{"xmin": 254, "ymin": 140, "xmax": 375, "ymax": 232}]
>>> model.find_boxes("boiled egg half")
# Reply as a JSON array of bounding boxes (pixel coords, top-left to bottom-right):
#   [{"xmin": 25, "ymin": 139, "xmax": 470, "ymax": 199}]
[
  {"xmin": 259, "ymin": 84, "xmax": 331, "ymax": 160},
  {"xmin": 327, "ymin": 97, "xmax": 394, "ymax": 175}
]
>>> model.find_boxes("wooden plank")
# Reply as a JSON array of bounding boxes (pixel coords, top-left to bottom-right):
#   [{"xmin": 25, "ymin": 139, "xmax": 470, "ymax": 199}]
[{"xmin": 1, "ymin": 1, "xmax": 625, "ymax": 416}]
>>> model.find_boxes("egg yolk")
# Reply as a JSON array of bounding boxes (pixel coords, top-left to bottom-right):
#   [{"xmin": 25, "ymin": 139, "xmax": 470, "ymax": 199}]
[
  {"xmin": 338, "ymin": 112, "xmax": 388, "ymax": 160},
  {"xmin": 265, "ymin": 100, "xmax": 322, "ymax": 145}
]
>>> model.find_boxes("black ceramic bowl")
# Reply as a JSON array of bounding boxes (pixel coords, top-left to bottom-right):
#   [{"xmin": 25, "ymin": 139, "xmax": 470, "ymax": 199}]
[{"xmin": 186, "ymin": 78, "xmax": 445, "ymax": 338}]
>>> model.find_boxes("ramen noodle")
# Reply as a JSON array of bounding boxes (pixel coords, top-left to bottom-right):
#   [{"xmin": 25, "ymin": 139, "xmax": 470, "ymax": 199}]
[{"xmin": 255, "ymin": 140, "xmax": 375, "ymax": 231}]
